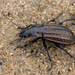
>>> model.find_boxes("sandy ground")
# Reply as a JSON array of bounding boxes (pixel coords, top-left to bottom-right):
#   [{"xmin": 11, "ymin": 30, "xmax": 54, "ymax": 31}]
[{"xmin": 0, "ymin": 0, "xmax": 75, "ymax": 75}]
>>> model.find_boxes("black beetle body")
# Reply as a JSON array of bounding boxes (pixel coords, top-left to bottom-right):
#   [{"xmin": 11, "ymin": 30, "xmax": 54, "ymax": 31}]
[
  {"xmin": 6, "ymin": 13, "xmax": 75, "ymax": 71},
  {"xmin": 19, "ymin": 24, "xmax": 75, "ymax": 44}
]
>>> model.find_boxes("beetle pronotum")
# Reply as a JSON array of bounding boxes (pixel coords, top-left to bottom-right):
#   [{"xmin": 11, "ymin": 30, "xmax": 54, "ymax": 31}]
[{"xmin": 6, "ymin": 12, "xmax": 75, "ymax": 71}]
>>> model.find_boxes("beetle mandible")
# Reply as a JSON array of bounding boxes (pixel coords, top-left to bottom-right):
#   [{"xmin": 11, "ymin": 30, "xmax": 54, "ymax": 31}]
[{"xmin": 6, "ymin": 12, "xmax": 75, "ymax": 71}]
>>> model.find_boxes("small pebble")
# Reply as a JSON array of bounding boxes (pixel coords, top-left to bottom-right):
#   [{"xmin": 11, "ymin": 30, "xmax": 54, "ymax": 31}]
[
  {"xmin": 1, "ymin": 30, "xmax": 5, "ymax": 35},
  {"xmin": 72, "ymin": 2, "xmax": 75, "ymax": 6},
  {"xmin": 0, "ymin": 43, "xmax": 4, "ymax": 48},
  {"xmin": 68, "ymin": 69, "xmax": 71, "ymax": 71},
  {"xmin": 0, "ymin": 62, "xmax": 2, "ymax": 65},
  {"xmin": 10, "ymin": 53, "xmax": 14, "ymax": 56}
]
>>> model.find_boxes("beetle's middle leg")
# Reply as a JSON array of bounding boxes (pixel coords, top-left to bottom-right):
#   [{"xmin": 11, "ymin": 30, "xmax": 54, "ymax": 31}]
[
  {"xmin": 42, "ymin": 38, "xmax": 52, "ymax": 71},
  {"xmin": 55, "ymin": 43, "xmax": 75, "ymax": 59},
  {"xmin": 14, "ymin": 38, "xmax": 40, "ymax": 50},
  {"xmin": 46, "ymin": 12, "xmax": 63, "ymax": 24},
  {"xmin": 42, "ymin": 33, "xmax": 52, "ymax": 71}
]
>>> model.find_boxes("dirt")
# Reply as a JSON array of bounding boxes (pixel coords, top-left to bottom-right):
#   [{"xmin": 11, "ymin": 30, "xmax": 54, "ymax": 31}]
[{"xmin": 0, "ymin": 0, "xmax": 75, "ymax": 75}]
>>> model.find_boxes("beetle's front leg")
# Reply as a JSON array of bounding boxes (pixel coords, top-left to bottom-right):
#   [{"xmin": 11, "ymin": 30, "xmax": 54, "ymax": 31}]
[
  {"xmin": 14, "ymin": 38, "xmax": 40, "ymax": 50},
  {"xmin": 55, "ymin": 43, "xmax": 75, "ymax": 59}
]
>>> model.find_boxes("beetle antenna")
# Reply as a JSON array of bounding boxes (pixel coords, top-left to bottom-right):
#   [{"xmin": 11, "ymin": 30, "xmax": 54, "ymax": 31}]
[{"xmin": 5, "ymin": 16, "xmax": 24, "ymax": 31}]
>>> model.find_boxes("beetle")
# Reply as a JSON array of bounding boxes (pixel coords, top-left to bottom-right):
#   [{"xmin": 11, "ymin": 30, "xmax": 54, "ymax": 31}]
[{"xmin": 6, "ymin": 12, "xmax": 75, "ymax": 71}]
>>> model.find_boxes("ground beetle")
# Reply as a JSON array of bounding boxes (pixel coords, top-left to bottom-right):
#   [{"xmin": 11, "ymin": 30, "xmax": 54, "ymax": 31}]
[{"xmin": 6, "ymin": 12, "xmax": 75, "ymax": 71}]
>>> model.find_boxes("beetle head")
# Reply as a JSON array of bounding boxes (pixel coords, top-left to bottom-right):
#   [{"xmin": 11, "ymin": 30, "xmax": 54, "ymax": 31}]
[{"xmin": 19, "ymin": 29, "xmax": 31, "ymax": 38}]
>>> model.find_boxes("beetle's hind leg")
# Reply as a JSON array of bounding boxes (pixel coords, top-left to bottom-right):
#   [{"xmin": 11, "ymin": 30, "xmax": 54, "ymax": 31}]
[
  {"xmin": 55, "ymin": 43, "xmax": 75, "ymax": 59},
  {"xmin": 14, "ymin": 38, "xmax": 40, "ymax": 50},
  {"xmin": 59, "ymin": 18, "xmax": 75, "ymax": 25},
  {"xmin": 46, "ymin": 12, "xmax": 63, "ymax": 24}
]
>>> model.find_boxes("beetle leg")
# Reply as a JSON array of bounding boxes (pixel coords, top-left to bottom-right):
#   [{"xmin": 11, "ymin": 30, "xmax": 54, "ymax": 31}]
[
  {"xmin": 59, "ymin": 18, "xmax": 75, "ymax": 25},
  {"xmin": 46, "ymin": 12, "xmax": 63, "ymax": 24},
  {"xmin": 14, "ymin": 38, "xmax": 40, "ymax": 50},
  {"xmin": 55, "ymin": 43, "xmax": 75, "ymax": 59},
  {"xmin": 72, "ymin": 23, "xmax": 75, "ymax": 25},
  {"xmin": 42, "ymin": 38, "xmax": 52, "ymax": 71},
  {"xmin": 42, "ymin": 33, "xmax": 52, "ymax": 70}
]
